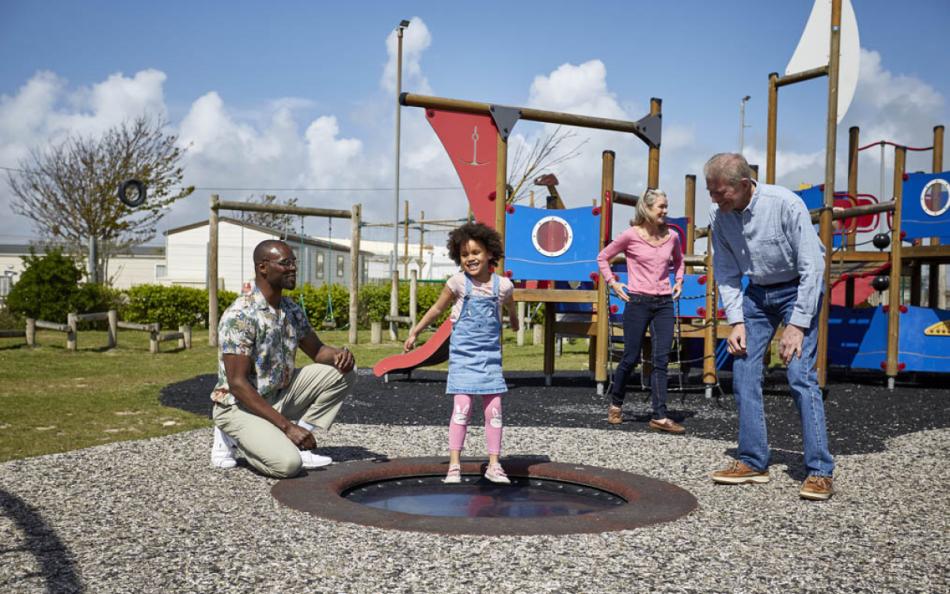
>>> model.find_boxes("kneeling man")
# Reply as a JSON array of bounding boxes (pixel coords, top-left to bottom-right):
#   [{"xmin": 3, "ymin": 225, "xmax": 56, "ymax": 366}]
[{"xmin": 210, "ymin": 240, "xmax": 355, "ymax": 477}]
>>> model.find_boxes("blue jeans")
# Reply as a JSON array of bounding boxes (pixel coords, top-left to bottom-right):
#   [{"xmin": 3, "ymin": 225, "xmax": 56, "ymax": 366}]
[
  {"xmin": 732, "ymin": 281, "xmax": 834, "ymax": 477},
  {"xmin": 609, "ymin": 294, "xmax": 674, "ymax": 420}
]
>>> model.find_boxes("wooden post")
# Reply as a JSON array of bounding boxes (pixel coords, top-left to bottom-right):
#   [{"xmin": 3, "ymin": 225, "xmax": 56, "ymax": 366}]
[
  {"xmin": 371, "ymin": 321, "xmax": 382, "ymax": 345},
  {"xmin": 846, "ymin": 126, "xmax": 860, "ymax": 306},
  {"xmin": 886, "ymin": 147, "xmax": 907, "ymax": 389},
  {"xmin": 930, "ymin": 125, "xmax": 945, "ymax": 308},
  {"xmin": 595, "ymin": 150, "xmax": 615, "ymax": 392},
  {"xmin": 208, "ymin": 194, "xmax": 220, "ymax": 347},
  {"xmin": 647, "ymin": 99, "xmax": 661, "ymax": 189},
  {"xmin": 816, "ymin": 0, "xmax": 842, "ymax": 387},
  {"xmin": 495, "ymin": 131, "xmax": 508, "ymax": 271},
  {"xmin": 150, "ymin": 327, "xmax": 160, "ymax": 354},
  {"xmin": 107, "ymin": 309, "xmax": 117, "ymax": 348},
  {"xmin": 67, "ymin": 313, "xmax": 77, "ymax": 351},
  {"xmin": 516, "ymin": 302, "xmax": 526, "ymax": 346},
  {"xmin": 532, "ymin": 324, "xmax": 542, "ymax": 346},
  {"xmin": 703, "ymin": 247, "xmax": 717, "ymax": 397},
  {"xmin": 543, "ymin": 304, "xmax": 555, "ymax": 386},
  {"xmin": 349, "ymin": 203, "xmax": 361, "ymax": 345},
  {"xmin": 181, "ymin": 325, "xmax": 192, "ymax": 349},
  {"xmin": 26, "ymin": 318, "xmax": 35, "ymax": 347},
  {"xmin": 409, "ymin": 269, "xmax": 418, "ymax": 328},
  {"xmin": 403, "ymin": 199, "xmax": 410, "ymax": 279},
  {"xmin": 766, "ymin": 72, "xmax": 778, "ymax": 183},
  {"xmin": 389, "ymin": 270, "xmax": 399, "ymax": 341},
  {"xmin": 684, "ymin": 174, "xmax": 696, "ymax": 273}
]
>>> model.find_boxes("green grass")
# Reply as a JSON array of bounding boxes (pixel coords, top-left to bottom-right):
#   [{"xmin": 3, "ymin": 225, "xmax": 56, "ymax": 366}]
[{"xmin": 0, "ymin": 327, "xmax": 590, "ymax": 462}]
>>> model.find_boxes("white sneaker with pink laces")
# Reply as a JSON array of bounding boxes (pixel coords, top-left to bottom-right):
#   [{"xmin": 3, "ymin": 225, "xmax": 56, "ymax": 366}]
[
  {"xmin": 484, "ymin": 463, "xmax": 510, "ymax": 484},
  {"xmin": 443, "ymin": 464, "xmax": 461, "ymax": 484}
]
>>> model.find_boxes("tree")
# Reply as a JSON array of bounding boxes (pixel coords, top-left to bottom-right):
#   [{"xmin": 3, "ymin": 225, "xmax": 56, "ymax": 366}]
[
  {"xmin": 240, "ymin": 194, "xmax": 301, "ymax": 233},
  {"xmin": 7, "ymin": 117, "xmax": 194, "ymax": 283},
  {"xmin": 506, "ymin": 126, "xmax": 587, "ymax": 205}
]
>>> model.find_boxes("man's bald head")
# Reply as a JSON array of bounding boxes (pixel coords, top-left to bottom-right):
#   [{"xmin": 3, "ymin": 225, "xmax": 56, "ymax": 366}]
[{"xmin": 253, "ymin": 240, "xmax": 290, "ymax": 266}]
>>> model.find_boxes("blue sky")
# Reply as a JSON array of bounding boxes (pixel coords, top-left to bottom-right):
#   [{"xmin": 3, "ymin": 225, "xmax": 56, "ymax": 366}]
[{"xmin": 1, "ymin": 0, "xmax": 947, "ymax": 245}]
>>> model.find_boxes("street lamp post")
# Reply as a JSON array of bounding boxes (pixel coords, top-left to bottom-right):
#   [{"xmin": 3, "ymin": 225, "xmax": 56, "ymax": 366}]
[
  {"xmin": 393, "ymin": 19, "xmax": 410, "ymax": 276},
  {"xmin": 739, "ymin": 95, "xmax": 751, "ymax": 154}
]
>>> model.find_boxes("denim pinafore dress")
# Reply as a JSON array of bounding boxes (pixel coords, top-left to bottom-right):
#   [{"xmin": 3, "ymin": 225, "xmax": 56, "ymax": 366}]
[{"xmin": 445, "ymin": 274, "xmax": 507, "ymax": 395}]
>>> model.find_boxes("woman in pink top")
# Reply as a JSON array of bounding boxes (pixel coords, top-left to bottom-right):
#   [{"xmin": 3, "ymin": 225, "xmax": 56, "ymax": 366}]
[{"xmin": 597, "ymin": 189, "xmax": 685, "ymax": 433}]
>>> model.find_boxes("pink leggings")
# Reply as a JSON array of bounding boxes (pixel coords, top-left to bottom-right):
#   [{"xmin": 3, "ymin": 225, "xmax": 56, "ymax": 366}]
[{"xmin": 448, "ymin": 394, "xmax": 504, "ymax": 455}]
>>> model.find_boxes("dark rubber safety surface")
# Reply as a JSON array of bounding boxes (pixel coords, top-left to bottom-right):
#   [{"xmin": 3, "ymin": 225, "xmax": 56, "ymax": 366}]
[{"xmin": 162, "ymin": 368, "xmax": 950, "ymax": 456}]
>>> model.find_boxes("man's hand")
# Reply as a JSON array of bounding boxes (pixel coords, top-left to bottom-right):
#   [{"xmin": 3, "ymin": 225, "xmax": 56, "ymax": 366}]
[
  {"xmin": 727, "ymin": 322, "xmax": 747, "ymax": 356},
  {"xmin": 333, "ymin": 347, "xmax": 355, "ymax": 373},
  {"xmin": 284, "ymin": 423, "xmax": 316, "ymax": 450},
  {"xmin": 779, "ymin": 324, "xmax": 805, "ymax": 365},
  {"xmin": 403, "ymin": 332, "xmax": 418, "ymax": 352}
]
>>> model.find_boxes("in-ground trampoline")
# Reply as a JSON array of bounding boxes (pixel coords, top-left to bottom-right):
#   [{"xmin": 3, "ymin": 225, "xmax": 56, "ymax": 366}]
[{"xmin": 271, "ymin": 457, "xmax": 697, "ymax": 536}]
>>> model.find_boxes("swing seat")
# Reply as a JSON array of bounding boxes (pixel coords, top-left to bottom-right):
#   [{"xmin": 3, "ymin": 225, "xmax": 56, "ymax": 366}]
[{"xmin": 322, "ymin": 318, "xmax": 337, "ymax": 329}]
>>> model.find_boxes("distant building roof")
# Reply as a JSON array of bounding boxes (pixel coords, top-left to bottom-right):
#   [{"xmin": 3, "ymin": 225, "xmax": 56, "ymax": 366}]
[{"xmin": 0, "ymin": 243, "xmax": 164, "ymax": 257}]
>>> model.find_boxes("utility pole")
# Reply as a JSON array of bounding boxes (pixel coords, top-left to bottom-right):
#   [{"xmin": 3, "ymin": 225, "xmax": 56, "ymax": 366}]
[{"xmin": 392, "ymin": 19, "xmax": 410, "ymax": 276}]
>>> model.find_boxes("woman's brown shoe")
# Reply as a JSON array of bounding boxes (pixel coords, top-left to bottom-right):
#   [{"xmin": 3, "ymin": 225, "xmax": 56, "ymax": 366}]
[
  {"xmin": 607, "ymin": 405, "xmax": 623, "ymax": 425},
  {"xmin": 649, "ymin": 418, "xmax": 685, "ymax": 434}
]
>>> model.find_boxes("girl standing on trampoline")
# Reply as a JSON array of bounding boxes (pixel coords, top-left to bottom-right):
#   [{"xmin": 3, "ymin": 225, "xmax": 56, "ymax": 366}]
[
  {"xmin": 405, "ymin": 222, "xmax": 519, "ymax": 484},
  {"xmin": 597, "ymin": 189, "xmax": 685, "ymax": 432}
]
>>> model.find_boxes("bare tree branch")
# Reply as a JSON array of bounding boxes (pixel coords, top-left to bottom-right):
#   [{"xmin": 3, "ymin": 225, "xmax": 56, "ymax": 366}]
[
  {"xmin": 506, "ymin": 126, "xmax": 588, "ymax": 204},
  {"xmin": 6, "ymin": 117, "xmax": 194, "ymax": 283},
  {"xmin": 238, "ymin": 194, "xmax": 301, "ymax": 232}
]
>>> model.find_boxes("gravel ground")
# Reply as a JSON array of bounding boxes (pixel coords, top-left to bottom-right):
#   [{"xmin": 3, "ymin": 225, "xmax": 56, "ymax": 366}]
[{"xmin": 2, "ymin": 370, "xmax": 948, "ymax": 593}]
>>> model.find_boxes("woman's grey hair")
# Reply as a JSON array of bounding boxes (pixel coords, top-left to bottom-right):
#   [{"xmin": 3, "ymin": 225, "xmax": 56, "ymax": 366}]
[
  {"xmin": 703, "ymin": 153, "xmax": 754, "ymax": 185},
  {"xmin": 632, "ymin": 188, "xmax": 668, "ymax": 227}
]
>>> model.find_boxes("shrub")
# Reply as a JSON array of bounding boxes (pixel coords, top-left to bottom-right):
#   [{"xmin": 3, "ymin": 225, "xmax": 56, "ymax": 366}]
[
  {"xmin": 123, "ymin": 284, "xmax": 236, "ymax": 329},
  {"xmin": 0, "ymin": 306, "xmax": 24, "ymax": 330},
  {"xmin": 5, "ymin": 249, "xmax": 83, "ymax": 322},
  {"xmin": 286, "ymin": 283, "xmax": 350, "ymax": 330}
]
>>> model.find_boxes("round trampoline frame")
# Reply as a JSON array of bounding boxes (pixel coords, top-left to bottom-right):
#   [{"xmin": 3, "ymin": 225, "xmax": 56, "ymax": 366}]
[{"xmin": 271, "ymin": 457, "xmax": 698, "ymax": 536}]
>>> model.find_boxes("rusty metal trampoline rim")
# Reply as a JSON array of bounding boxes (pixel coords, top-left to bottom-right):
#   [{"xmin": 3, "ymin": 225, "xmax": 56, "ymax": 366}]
[{"xmin": 271, "ymin": 457, "xmax": 697, "ymax": 536}]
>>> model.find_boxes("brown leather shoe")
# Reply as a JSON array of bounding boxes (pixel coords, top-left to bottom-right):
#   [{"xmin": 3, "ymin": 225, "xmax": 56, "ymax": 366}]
[
  {"xmin": 710, "ymin": 460, "xmax": 770, "ymax": 484},
  {"xmin": 648, "ymin": 418, "xmax": 685, "ymax": 434},
  {"xmin": 799, "ymin": 476, "xmax": 834, "ymax": 501},
  {"xmin": 607, "ymin": 405, "xmax": 623, "ymax": 425}
]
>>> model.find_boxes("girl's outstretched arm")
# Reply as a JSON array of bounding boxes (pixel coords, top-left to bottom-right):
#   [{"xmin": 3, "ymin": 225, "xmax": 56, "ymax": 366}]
[{"xmin": 404, "ymin": 285, "xmax": 455, "ymax": 352}]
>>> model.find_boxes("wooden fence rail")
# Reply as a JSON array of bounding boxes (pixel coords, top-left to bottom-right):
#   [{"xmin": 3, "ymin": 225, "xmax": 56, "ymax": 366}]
[{"xmin": 22, "ymin": 310, "xmax": 191, "ymax": 353}]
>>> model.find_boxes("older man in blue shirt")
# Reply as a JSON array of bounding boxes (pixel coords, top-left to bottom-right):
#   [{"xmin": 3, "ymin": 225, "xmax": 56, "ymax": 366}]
[{"xmin": 706, "ymin": 153, "xmax": 834, "ymax": 501}]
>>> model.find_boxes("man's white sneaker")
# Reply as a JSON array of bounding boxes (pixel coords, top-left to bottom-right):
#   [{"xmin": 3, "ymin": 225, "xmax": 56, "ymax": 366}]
[
  {"xmin": 299, "ymin": 449, "xmax": 333, "ymax": 469},
  {"xmin": 210, "ymin": 427, "xmax": 237, "ymax": 469}
]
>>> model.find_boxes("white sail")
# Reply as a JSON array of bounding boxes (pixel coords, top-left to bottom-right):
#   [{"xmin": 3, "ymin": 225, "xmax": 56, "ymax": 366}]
[{"xmin": 785, "ymin": 0, "xmax": 860, "ymax": 124}]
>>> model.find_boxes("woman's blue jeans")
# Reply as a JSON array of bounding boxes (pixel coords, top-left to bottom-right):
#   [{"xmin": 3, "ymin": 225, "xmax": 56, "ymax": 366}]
[
  {"xmin": 733, "ymin": 282, "xmax": 834, "ymax": 477},
  {"xmin": 609, "ymin": 294, "xmax": 674, "ymax": 420}
]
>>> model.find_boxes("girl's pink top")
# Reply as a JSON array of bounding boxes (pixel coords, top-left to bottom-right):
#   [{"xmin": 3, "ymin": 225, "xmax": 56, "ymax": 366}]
[{"xmin": 596, "ymin": 226, "xmax": 684, "ymax": 295}]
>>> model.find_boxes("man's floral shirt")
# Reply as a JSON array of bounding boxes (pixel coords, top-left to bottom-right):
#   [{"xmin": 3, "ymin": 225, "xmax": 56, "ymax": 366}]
[{"xmin": 211, "ymin": 287, "xmax": 313, "ymax": 405}]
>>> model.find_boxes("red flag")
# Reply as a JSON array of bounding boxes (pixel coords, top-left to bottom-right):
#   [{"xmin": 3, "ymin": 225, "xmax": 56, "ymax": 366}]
[{"xmin": 425, "ymin": 109, "xmax": 499, "ymax": 228}]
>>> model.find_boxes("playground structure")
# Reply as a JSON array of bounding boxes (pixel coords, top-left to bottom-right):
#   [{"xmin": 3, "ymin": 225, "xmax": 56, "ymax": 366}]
[
  {"xmin": 373, "ymin": 91, "xmax": 663, "ymax": 393},
  {"xmin": 206, "ymin": 196, "xmax": 363, "ymax": 346},
  {"xmin": 373, "ymin": 0, "xmax": 950, "ymax": 394}
]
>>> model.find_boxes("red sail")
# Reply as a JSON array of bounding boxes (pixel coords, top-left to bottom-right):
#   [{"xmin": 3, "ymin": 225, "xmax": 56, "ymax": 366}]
[{"xmin": 424, "ymin": 109, "xmax": 498, "ymax": 228}]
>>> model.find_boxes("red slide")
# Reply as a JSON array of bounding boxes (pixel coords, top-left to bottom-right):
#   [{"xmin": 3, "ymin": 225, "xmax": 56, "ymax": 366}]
[{"xmin": 372, "ymin": 319, "xmax": 453, "ymax": 378}]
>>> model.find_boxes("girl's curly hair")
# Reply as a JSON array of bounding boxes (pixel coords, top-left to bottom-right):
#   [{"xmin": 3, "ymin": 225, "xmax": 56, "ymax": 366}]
[{"xmin": 446, "ymin": 222, "xmax": 504, "ymax": 267}]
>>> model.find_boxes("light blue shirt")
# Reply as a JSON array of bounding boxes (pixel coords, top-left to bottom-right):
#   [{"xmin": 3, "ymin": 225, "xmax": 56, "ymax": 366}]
[{"xmin": 710, "ymin": 181, "xmax": 825, "ymax": 328}]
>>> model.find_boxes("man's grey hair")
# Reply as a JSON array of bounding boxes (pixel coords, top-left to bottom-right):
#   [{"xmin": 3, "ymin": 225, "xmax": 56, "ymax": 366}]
[{"xmin": 704, "ymin": 153, "xmax": 755, "ymax": 185}]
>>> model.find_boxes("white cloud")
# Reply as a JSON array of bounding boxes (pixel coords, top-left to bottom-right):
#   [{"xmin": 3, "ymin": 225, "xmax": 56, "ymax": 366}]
[{"xmin": 381, "ymin": 17, "xmax": 433, "ymax": 96}]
